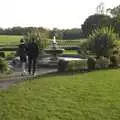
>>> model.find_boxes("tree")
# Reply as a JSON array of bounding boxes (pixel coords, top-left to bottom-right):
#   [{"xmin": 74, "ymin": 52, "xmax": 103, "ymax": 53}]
[
  {"xmin": 88, "ymin": 27, "xmax": 117, "ymax": 57},
  {"xmin": 81, "ymin": 14, "xmax": 112, "ymax": 37},
  {"xmin": 107, "ymin": 5, "xmax": 120, "ymax": 17},
  {"xmin": 24, "ymin": 28, "xmax": 48, "ymax": 51},
  {"xmin": 107, "ymin": 5, "xmax": 120, "ymax": 36}
]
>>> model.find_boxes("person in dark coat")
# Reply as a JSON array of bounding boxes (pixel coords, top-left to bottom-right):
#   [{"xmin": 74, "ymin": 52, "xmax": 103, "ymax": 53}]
[
  {"xmin": 26, "ymin": 38, "xmax": 39, "ymax": 76},
  {"xmin": 17, "ymin": 39, "xmax": 27, "ymax": 75}
]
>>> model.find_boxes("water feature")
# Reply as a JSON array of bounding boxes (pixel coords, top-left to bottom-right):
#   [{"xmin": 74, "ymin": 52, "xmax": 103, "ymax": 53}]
[{"xmin": 44, "ymin": 36, "xmax": 64, "ymax": 62}]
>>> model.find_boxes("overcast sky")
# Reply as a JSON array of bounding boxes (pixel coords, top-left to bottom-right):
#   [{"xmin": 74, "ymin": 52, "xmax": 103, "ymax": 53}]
[{"xmin": 0, "ymin": 0, "xmax": 119, "ymax": 29}]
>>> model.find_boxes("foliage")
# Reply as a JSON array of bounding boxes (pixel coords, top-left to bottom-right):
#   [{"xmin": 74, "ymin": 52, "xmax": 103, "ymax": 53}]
[
  {"xmin": 0, "ymin": 58, "xmax": 8, "ymax": 73},
  {"xmin": 96, "ymin": 56, "xmax": 110, "ymax": 69},
  {"xmin": 6, "ymin": 52, "xmax": 15, "ymax": 60},
  {"xmin": 110, "ymin": 54, "xmax": 120, "ymax": 67},
  {"xmin": 87, "ymin": 57, "xmax": 96, "ymax": 71},
  {"xmin": 24, "ymin": 29, "xmax": 49, "ymax": 50},
  {"xmin": 81, "ymin": 14, "xmax": 112, "ymax": 37},
  {"xmin": 58, "ymin": 60, "xmax": 68, "ymax": 72},
  {"xmin": 49, "ymin": 28, "xmax": 84, "ymax": 40},
  {"xmin": 88, "ymin": 26, "xmax": 117, "ymax": 57},
  {"xmin": 0, "ymin": 51, "xmax": 5, "ymax": 58},
  {"xmin": 107, "ymin": 5, "xmax": 120, "ymax": 36},
  {"xmin": 1, "ymin": 70, "xmax": 120, "ymax": 119},
  {"xmin": 58, "ymin": 59, "xmax": 87, "ymax": 72},
  {"xmin": 67, "ymin": 59, "xmax": 87, "ymax": 71},
  {"xmin": 107, "ymin": 5, "xmax": 120, "ymax": 17}
]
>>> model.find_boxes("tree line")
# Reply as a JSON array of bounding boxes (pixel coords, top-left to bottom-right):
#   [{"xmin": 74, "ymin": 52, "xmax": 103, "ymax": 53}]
[
  {"xmin": 0, "ymin": 27, "xmax": 84, "ymax": 40},
  {"xmin": 0, "ymin": 3, "xmax": 120, "ymax": 40}
]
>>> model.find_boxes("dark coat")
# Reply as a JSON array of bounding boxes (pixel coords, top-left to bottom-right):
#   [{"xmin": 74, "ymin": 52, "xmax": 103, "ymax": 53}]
[
  {"xmin": 17, "ymin": 43, "xmax": 27, "ymax": 56},
  {"xmin": 26, "ymin": 42, "xmax": 39, "ymax": 58}
]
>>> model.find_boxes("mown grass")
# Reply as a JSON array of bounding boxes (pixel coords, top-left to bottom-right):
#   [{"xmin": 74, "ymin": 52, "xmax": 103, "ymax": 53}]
[
  {"xmin": 0, "ymin": 69, "xmax": 120, "ymax": 120},
  {"xmin": 57, "ymin": 38, "xmax": 87, "ymax": 46},
  {"xmin": 0, "ymin": 35, "xmax": 22, "ymax": 45},
  {"xmin": 63, "ymin": 50, "xmax": 78, "ymax": 55}
]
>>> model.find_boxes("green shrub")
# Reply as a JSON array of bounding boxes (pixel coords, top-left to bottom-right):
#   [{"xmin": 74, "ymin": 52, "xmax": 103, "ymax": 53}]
[
  {"xmin": 58, "ymin": 60, "xmax": 68, "ymax": 72},
  {"xmin": 87, "ymin": 57, "xmax": 96, "ymax": 71},
  {"xmin": 0, "ymin": 58, "xmax": 8, "ymax": 73},
  {"xmin": 96, "ymin": 56, "xmax": 110, "ymax": 69},
  {"xmin": 6, "ymin": 52, "xmax": 15, "ymax": 60},
  {"xmin": 88, "ymin": 26, "xmax": 118, "ymax": 57},
  {"xmin": 58, "ymin": 59, "xmax": 87, "ymax": 72},
  {"xmin": 110, "ymin": 55, "xmax": 119, "ymax": 67},
  {"xmin": 67, "ymin": 59, "xmax": 87, "ymax": 71},
  {"xmin": 0, "ymin": 51, "xmax": 5, "ymax": 58}
]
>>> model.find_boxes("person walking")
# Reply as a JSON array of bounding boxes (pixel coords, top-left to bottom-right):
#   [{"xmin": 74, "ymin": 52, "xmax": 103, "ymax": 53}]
[
  {"xmin": 26, "ymin": 38, "xmax": 39, "ymax": 76},
  {"xmin": 17, "ymin": 39, "xmax": 27, "ymax": 75}
]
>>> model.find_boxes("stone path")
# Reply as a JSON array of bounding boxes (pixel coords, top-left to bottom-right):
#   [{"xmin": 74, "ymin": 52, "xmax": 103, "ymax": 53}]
[{"xmin": 0, "ymin": 67, "xmax": 57, "ymax": 90}]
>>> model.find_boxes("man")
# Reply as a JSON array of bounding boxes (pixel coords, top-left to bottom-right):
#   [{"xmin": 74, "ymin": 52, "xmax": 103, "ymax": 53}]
[
  {"xmin": 17, "ymin": 39, "xmax": 27, "ymax": 75},
  {"xmin": 26, "ymin": 38, "xmax": 39, "ymax": 76}
]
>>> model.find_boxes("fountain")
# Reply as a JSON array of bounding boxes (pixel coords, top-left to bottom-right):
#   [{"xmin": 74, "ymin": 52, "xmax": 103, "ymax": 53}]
[{"xmin": 44, "ymin": 36, "xmax": 64, "ymax": 65}]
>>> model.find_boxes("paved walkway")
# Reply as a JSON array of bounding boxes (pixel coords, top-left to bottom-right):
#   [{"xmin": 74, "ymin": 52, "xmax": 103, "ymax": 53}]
[{"xmin": 0, "ymin": 67, "xmax": 57, "ymax": 90}]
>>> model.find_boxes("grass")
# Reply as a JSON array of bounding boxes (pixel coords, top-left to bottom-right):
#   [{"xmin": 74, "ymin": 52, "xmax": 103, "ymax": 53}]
[
  {"xmin": 0, "ymin": 35, "xmax": 22, "ymax": 46},
  {"xmin": 57, "ymin": 38, "xmax": 87, "ymax": 46},
  {"xmin": 0, "ymin": 69, "xmax": 120, "ymax": 119},
  {"xmin": 63, "ymin": 50, "xmax": 78, "ymax": 55}
]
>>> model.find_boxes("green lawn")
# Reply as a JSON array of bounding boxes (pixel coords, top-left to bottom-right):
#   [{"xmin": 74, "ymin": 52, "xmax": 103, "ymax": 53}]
[
  {"xmin": 0, "ymin": 35, "xmax": 22, "ymax": 46},
  {"xmin": 0, "ymin": 70, "xmax": 120, "ymax": 120},
  {"xmin": 57, "ymin": 38, "xmax": 87, "ymax": 46},
  {"xmin": 63, "ymin": 50, "xmax": 78, "ymax": 54}
]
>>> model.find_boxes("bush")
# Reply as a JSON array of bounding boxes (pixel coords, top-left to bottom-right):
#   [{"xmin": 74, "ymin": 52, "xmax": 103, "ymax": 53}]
[
  {"xmin": 96, "ymin": 56, "xmax": 110, "ymax": 69},
  {"xmin": 67, "ymin": 59, "xmax": 87, "ymax": 71},
  {"xmin": 110, "ymin": 55, "xmax": 119, "ymax": 67},
  {"xmin": 58, "ymin": 59, "xmax": 87, "ymax": 72},
  {"xmin": 6, "ymin": 52, "xmax": 15, "ymax": 60},
  {"xmin": 87, "ymin": 57, "xmax": 96, "ymax": 71},
  {"xmin": 88, "ymin": 27, "xmax": 117, "ymax": 57},
  {"xmin": 58, "ymin": 60, "xmax": 68, "ymax": 72},
  {"xmin": 0, "ymin": 58, "xmax": 8, "ymax": 73},
  {"xmin": 0, "ymin": 51, "xmax": 5, "ymax": 58}
]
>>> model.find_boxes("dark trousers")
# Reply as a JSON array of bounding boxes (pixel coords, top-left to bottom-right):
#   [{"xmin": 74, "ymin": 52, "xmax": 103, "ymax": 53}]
[{"xmin": 28, "ymin": 56, "xmax": 37, "ymax": 74}]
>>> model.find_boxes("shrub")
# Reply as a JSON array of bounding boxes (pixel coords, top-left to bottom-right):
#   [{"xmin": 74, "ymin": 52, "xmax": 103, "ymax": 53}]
[
  {"xmin": 6, "ymin": 52, "xmax": 15, "ymax": 60},
  {"xmin": 96, "ymin": 56, "xmax": 110, "ymax": 69},
  {"xmin": 58, "ymin": 60, "xmax": 68, "ymax": 72},
  {"xmin": 0, "ymin": 51, "xmax": 5, "ymax": 58},
  {"xmin": 87, "ymin": 57, "xmax": 96, "ymax": 71},
  {"xmin": 88, "ymin": 26, "xmax": 118, "ymax": 57},
  {"xmin": 58, "ymin": 59, "xmax": 87, "ymax": 72},
  {"xmin": 110, "ymin": 55, "xmax": 119, "ymax": 67},
  {"xmin": 24, "ymin": 29, "xmax": 48, "ymax": 50},
  {"xmin": 0, "ymin": 58, "xmax": 8, "ymax": 73},
  {"xmin": 67, "ymin": 59, "xmax": 87, "ymax": 71}
]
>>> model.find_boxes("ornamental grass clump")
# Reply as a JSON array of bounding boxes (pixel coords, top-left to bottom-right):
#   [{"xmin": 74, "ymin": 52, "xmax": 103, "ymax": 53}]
[{"xmin": 88, "ymin": 26, "xmax": 118, "ymax": 57}]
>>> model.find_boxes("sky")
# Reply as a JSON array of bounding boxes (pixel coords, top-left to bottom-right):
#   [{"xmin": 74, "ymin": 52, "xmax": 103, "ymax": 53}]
[{"xmin": 0, "ymin": 0, "xmax": 119, "ymax": 29}]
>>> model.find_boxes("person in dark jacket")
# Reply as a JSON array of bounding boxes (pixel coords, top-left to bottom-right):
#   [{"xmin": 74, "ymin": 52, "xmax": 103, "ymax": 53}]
[
  {"xmin": 17, "ymin": 39, "xmax": 27, "ymax": 75},
  {"xmin": 26, "ymin": 38, "xmax": 39, "ymax": 76}
]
